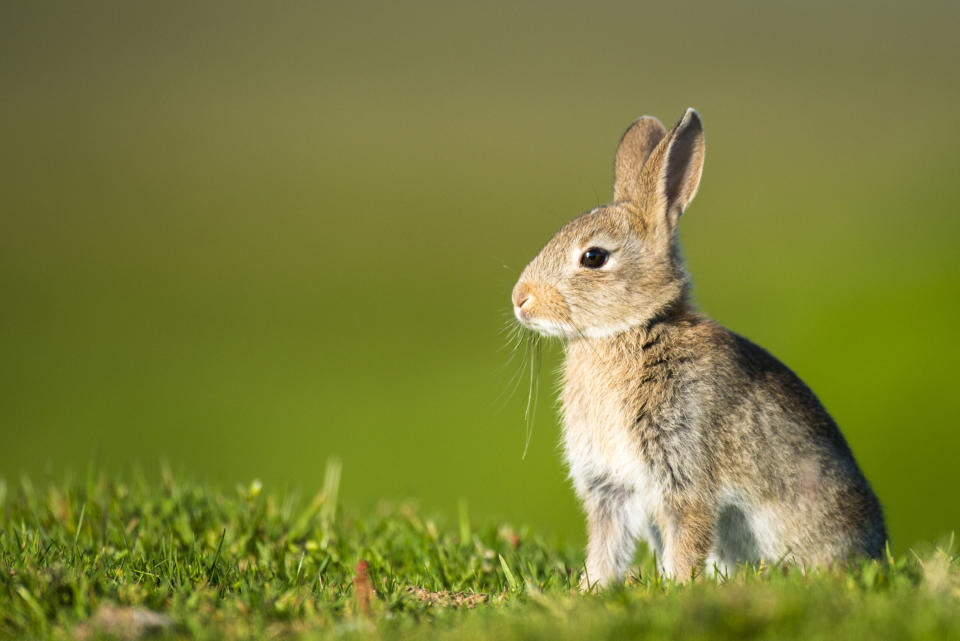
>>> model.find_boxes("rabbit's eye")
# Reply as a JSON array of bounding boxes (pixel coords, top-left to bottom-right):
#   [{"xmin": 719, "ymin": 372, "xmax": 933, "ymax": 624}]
[{"xmin": 580, "ymin": 247, "xmax": 610, "ymax": 269}]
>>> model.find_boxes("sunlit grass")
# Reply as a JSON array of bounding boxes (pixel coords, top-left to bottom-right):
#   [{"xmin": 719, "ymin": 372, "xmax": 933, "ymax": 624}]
[{"xmin": 1, "ymin": 465, "xmax": 958, "ymax": 640}]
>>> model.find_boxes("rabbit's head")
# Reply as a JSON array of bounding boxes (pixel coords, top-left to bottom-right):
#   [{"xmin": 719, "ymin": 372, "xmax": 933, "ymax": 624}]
[{"xmin": 512, "ymin": 108, "xmax": 705, "ymax": 339}]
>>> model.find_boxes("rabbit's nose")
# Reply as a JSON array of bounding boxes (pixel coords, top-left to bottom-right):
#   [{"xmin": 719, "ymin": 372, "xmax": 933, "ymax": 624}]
[{"xmin": 512, "ymin": 283, "xmax": 532, "ymax": 309}]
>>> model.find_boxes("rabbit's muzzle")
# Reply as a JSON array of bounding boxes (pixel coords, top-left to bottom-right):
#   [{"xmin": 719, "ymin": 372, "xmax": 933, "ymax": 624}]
[{"xmin": 511, "ymin": 279, "xmax": 572, "ymax": 337}]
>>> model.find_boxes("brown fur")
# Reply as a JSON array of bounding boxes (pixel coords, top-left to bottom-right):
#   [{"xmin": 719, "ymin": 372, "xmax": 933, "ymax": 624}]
[{"xmin": 512, "ymin": 109, "xmax": 886, "ymax": 587}]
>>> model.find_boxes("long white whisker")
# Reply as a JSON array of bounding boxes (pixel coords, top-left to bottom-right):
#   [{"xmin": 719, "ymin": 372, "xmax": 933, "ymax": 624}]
[
  {"xmin": 495, "ymin": 319, "xmax": 534, "ymax": 411},
  {"xmin": 522, "ymin": 333, "xmax": 542, "ymax": 460}
]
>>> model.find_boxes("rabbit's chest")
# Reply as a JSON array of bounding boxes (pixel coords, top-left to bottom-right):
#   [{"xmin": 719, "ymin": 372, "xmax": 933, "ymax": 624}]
[{"xmin": 561, "ymin": 375, "xmax": 663, "ymax": 504}]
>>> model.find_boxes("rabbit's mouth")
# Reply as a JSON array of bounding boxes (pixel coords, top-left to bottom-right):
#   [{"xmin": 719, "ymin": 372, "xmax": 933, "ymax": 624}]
[
  {"xmin": 513, "ymin": 306, "xmax": 578, "ymax": 339},
  {"xmin": 517, "ymin": 315, "xmax": 571, "ymax": 338}
]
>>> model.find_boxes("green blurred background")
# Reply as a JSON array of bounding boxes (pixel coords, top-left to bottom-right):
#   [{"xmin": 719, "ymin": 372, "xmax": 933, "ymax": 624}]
[{"xmin": 1, "ymin": 1, "xmax": 958, "ymax": 551}]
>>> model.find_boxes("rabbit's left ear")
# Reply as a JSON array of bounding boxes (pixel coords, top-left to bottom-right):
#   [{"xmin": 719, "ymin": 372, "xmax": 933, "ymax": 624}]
[
  {"xmin": 613, "ymin": 116, "xmax": 667, "ymax": 203},
  {"xmin": 656, "ymin": 108, "xmax": 705, "ymax": 227}
]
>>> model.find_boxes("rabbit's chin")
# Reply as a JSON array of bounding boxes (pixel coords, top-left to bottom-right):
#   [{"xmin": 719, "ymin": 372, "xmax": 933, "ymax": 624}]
[
  {"xmin": 517, "ymin": 316, "xmax": 574, "ymax": 339},
  {"xmin": 519, "ymin": 316, "xmax": 636, "ymax": 341}
]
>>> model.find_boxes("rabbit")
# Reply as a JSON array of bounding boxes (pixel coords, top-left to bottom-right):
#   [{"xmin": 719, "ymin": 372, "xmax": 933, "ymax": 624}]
[{"xmin": 511, "ymin": 108, "xmax": 887, "ymax": 587}]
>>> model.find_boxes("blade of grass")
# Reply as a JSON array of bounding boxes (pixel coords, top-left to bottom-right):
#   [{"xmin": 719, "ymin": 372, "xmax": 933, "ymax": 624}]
[{"xmin": 500, "ymin": 554, "xmax": 520, "ymax": 593}]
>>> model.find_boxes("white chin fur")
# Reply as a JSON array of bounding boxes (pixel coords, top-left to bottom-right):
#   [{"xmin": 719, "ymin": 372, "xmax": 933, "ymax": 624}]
[
  {"xmin": 519, "ymin": 317, "xmax": 573, "ymax": 338},
  {"xmin": 517, "ymin": 314, "xmax": 633, "ymax": 340}
]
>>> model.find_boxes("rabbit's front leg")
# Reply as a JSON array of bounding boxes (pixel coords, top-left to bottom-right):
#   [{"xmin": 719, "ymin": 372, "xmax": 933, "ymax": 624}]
[
  {"xmin": 580, "ymin": 487, "xmax": 639, "ymax": 589},
  {"xmin": 661, "ymin": 499, "xmax": 713, "ymax": 581}
]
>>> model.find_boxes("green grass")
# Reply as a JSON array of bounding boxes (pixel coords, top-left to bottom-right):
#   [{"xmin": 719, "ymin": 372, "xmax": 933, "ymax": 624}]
[{"xmin": 2, "ymin": 465, "xmax": 959, "ymax": 640}]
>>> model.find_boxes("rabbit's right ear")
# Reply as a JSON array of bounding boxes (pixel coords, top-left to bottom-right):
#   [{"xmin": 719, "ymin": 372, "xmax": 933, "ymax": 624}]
[
  {"xmin": 658, "ymin": 109, "xmax": 705, "ymax": 225},
  {"xmin": 613, "ymin": 116, "xmax": 668, "ymax": 203}
]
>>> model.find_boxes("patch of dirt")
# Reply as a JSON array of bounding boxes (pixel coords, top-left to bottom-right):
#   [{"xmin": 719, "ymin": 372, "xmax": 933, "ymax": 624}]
[
  {"xmin": 74, "ymin": 605, "xmax": 175, "ymax": 640},
  {"xmin": 404, "ymin": 587, "xmax": 489, "ymax": 608}
]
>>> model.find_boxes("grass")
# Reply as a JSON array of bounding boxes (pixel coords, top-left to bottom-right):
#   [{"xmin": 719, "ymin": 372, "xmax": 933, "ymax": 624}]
[{"xmin": 1, "ymin": 464, "xmax": 959, "ymax": 641}]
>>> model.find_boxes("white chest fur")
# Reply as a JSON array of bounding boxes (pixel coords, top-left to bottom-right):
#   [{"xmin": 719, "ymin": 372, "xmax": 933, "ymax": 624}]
[
  {"xmin": 561, "ymin": 369, "xmax": 667, "ymax": 558},
  {"xmin": 562, "ymin": 388, "xmax": 642, "ymax": 494}
]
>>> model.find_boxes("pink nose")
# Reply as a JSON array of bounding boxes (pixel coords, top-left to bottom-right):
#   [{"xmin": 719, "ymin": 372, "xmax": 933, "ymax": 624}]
[{"xmin": 512, "ymin": 283, "xmax": 531, "ymax": 309}]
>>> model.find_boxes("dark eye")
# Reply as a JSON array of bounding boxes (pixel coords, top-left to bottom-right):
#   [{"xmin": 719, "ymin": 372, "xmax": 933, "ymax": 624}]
[{"xmin": 580, "ymin": 247, "xmax": 610, "ymax": 269}]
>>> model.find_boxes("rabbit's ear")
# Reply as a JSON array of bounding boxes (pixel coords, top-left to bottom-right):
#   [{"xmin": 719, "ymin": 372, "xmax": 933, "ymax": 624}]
[
  {"xmin": 656, "ymin": 108, "xmax": 705, "ymax": 228},
  {"xmin": 613, "ymin": 116, "xmax": 668, "ymax": 203}
]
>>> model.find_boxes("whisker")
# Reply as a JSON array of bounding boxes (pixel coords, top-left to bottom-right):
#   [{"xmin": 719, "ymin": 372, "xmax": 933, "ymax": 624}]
[
  {"xmin": 495, "ymin": 353, "xmax": 528, "ymax": 410},
  {"xmin": 504, "ymin": 324, "xmax": 526, "ymax": 356},
  {"xmin": 496, "ymin": 316, "xmax": 527, "ymax": 360},
  {"xmin": 522, "ymin": 333, "xmax": 543, "ymax": 460},
  {"xmin": 494, "ymin": 321, "xmax": 533, "ymax": 412}
]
